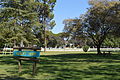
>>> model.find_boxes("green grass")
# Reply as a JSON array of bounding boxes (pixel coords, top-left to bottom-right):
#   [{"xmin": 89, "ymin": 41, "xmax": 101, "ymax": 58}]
[{"xmin": 0, "ymin": 51, "xmax": 120, "ymax": 80}]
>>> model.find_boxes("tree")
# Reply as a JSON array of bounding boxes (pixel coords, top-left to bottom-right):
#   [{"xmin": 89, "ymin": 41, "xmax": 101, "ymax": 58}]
[
  {"xmin": 0, "ymin": 0, "xmax": 56, "ymax": 48},
  {"xmin": 103, "ymin": 35, "xmax": 120, "ymax": 48},
  {"xmin": 89, "ymin": 0, "xmax": 120, "ymax": 5},
  {"xmin": 62, "ymin": 0, "xmax": 120, "ymax": 53},
  {"xmin": 82, "ymin": 1, "xmax": 120, "ymax": 54},
  {"xmin": 63, "ymin": 18, "xmax": 90, "ymax": 48},
  {"xmin": 0, "ymin": 0, "xmax": 41, "ymax": 47},
  {"xmin": 45, "ymin": 31, "xmax": 63, "ymax": 48},
  {"xmin": 34, "ymin": 0, "xmax": 56, "ymax": 51}
]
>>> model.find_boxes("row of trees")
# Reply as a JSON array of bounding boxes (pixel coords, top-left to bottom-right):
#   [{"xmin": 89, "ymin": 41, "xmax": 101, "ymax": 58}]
[
  {"xmin": 0, "ymin": 0, "xmax": 119, "ymax": 54},
  {"xmin": 0, "ymin": 0, "xmax": 56, "ymax": 49},
  {"xmin": 63, "ymin": 0, "xmax": 120, "ymax": 54},
  {"xmin": 0, "ymin": 0, "xmax": 68, "ymax": 49}
]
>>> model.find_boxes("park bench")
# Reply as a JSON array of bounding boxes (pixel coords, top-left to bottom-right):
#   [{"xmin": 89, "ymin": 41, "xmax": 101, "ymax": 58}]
[
  {"xmin": 13, "ymin": 47, "xmax": 41, "ymax": 75},
  {"xmin": 102, "ymin": 50, "xmax": 112, "ymax": 55}
]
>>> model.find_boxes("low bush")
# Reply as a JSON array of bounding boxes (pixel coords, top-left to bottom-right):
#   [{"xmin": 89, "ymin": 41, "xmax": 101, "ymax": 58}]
[{"xmin": 82, "ymin": 45, "xmax": 89, "ymax": 52}]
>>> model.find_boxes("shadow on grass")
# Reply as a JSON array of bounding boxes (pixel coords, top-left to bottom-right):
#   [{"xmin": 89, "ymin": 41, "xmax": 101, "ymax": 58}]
[
  {"xmin": 40, "ymin": 53, "xmax": 120, "ymax": 64},
  {"xmin": 0, "ymin": 56, "xmax": 17, "ymax": 65},
  {"xmin": 0, "ymin": 56, "xmax": 38, "ymax": 79},
  {"xmin": 0, "ymin": 74, "xmax": 27, "ymax": 80},
  {"xmin": 37, "ymin": 53, "xmax": 120, "ymax": 80},
  {"xmin": 1, "ymin": 53, "xmax": 120, "ymax": 79}
]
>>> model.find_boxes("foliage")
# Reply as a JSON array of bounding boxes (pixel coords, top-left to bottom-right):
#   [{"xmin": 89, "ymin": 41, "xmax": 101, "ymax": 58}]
[
  {"xmin": 0, "ymin": 0, "xmax": 56, "ymax": 47},
  {"xmin": 82, "ymin": 45, "xmax": 89, "ymax": 52},
  {"xmin": 63, "ymin": 18, "xmax": 87, "ymax": 47},
  {"xmin": 62, "ymin": 0, "xmax": 120, "ymax": 53},
  {"xmin": 0, "ymin": 0, "xmax": 40, "ymax": 47},
  {"xmin": 89, "ymin": 0, "xmax": 120, "ymax": 5},
  {"xmin": 33, "ymin": 0, "xmax": 56, "ymax": 49},
  {"xmin": 46, "ymin": 31, "xmax": 65, "ymax": 48},
  {"xmin": 82, "ymin": 1, "xmax": 120, "ymax": 54},
  {"xmin": 103, "ymin": 35, "xmax": 120, "ymax": 47}
]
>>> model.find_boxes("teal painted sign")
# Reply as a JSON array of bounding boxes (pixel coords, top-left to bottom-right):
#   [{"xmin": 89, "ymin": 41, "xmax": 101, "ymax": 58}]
[{"xmin": 13, "ymin": 51, "xmax": 40, "ymax": 57}]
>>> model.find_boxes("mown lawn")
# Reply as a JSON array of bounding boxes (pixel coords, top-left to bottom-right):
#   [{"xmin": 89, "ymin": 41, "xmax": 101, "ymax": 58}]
[{"xmin": 0, "ymin": 51, "xmax": 120, "ymax": 80}]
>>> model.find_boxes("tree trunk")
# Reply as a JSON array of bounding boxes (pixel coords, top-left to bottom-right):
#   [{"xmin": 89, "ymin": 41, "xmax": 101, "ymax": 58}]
[
  {"xmin": 43, "ymin": 17, "xmax": 47, "ymax": 52},
  {"xmin": 43, "ymin": 1, "xmax": 47, "ymax": 52},
  {"xmin": 20, "ymin": 40, "xmax": 24, "ymax": 47},
  {"xmin": 44, "ymin": 31, "xmax": 47, "ymax": 52},
  {"xmin": 97, "ymin": 45, "xmax": 102, "ymax": 54},
  {"xmin": 14, "ymin": 40, "xmax": 16, "ymax": 47}
]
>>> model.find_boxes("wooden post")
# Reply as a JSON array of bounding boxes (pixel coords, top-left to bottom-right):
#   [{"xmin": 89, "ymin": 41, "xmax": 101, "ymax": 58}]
[
  {"xmin": 33, "ymin": 61, "xmax": 37, "ymax": 75},
  {"xmin": 18, "ymin": 60, "xmax": 22, "ymax": 73}
]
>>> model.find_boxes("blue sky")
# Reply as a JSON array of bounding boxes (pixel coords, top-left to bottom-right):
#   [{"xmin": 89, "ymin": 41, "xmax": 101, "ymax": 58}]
[{"xmin": 52, "ymin": 0, "xmax": 90, "ymax": 34}]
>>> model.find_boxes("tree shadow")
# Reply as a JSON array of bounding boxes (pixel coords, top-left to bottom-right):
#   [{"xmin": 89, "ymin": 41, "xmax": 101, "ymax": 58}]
[
  {"xmin": 0, "ymin": 56, "xmax": 17, "ymax": 65},
  {"xmin": 36, "ymin": 53, "xmax": 120, "ymax": 79},
  {"xmin": 1, "ymin": 53, "xmax": 120, "ymax": 79},
  {"xmin": 79, "ymin": 64, "xmax": 120, "ymax": 80},
  {"xmin": 0, "ymin": 74, "xmax": 28, "ymax": 80},
  {"xmin": 0, "ymin": 56, "xmax": 39, "ymax": 79},
  {"xmin": 40, "ymin": 53, "xmax": 120, "ymax": 63}
]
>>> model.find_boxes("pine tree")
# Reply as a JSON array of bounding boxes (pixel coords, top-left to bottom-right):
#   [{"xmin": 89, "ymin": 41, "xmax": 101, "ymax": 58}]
[
  {"xmin": 0, "ymin": 0, "xmax": 56, "ymax": 47},
  {"xmin": 0, "ymin": 0, "xmax": 40, "ymax": 47}
]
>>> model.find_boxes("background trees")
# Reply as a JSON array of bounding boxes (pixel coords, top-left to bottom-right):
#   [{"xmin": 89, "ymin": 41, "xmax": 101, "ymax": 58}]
[
  {"xmin": 63, "ymin": 0, "xmax": 120, "ymax": 54},
  {"xmin": 63, "ymin": 18, "xmax": 87, "ymax": 48},
  {"xmin": 103, "ymin": 35, "xmax": 120, "ymax": 48},
  {"xmin": 35, "ymin": 0, "xmax": 56, "ymax": 51},
  {"xmin": 0, "ymin": 0, "xmax": 56, "ymax": 48},
  {"xmin": 0, "ymin": 0, "xmax": 119, "ymax": 52},
  {"xmin": 0, "ymin": 0, "xmax": 39, "ymax": 47},
  {"xmin": 82, "ymin": 1, "xmax": 120, "ymax": 54}
]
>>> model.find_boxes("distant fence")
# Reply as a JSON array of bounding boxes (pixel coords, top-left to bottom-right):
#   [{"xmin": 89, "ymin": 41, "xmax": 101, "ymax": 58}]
[
  {"xmin": 0, "ymin": 48, "xmax": 120, "ymax": 53},
  {"xmin": 0, "ymin": 48, "xmax": 13, "ymax": 54},
  {"xmin": 41, "ymin": 48, "xmax": 120, "ymax": 52},
  {"xmin": 89, "ymin": 48, "xmax": 120, "ymax": 52}
]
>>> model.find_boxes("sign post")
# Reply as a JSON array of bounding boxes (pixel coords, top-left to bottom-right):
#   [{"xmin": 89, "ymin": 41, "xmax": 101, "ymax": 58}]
[{"xmin": 13, "ymin": 47, "xmax": 41, "ymax": 75}]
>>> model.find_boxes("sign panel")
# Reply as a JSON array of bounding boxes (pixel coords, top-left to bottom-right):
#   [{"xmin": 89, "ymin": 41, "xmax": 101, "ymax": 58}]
[{"xmin": 13, "ymin": 51, "xmax": 40, "ymax": 57}]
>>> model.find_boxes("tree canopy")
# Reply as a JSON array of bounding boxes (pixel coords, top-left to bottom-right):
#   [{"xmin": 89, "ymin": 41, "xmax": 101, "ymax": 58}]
[
  {"xmin": 63, "ymin": 0, "xmax": 120, "ymax": 54},
  {"xmin": 0, "ymin": 0, "xmax": 56, "ymax": 47},
  {"xmin": 83, "ymin": 1, "xmax": 120, "ymax": 54}
]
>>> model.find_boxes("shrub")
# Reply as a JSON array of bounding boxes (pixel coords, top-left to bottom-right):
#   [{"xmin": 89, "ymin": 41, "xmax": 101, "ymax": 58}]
[{"xmin": 82, "ymin": 45, "xmax": 89, "ymax": 52}]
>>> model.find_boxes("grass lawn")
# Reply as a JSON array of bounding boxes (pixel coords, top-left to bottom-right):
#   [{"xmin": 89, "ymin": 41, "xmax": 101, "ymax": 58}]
[{"xmin": 0, "ymin": 51, "xmax": 120, "ymax": 80}]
